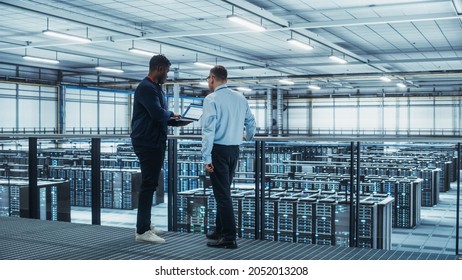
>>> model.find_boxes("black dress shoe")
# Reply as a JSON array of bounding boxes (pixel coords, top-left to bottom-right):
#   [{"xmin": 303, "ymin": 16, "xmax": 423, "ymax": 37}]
[
  {"xmin": 206, "ymin": 231, "xmax": 220, "ymax": 240},
  {"xmin": 207, "ymin": 238, "xmax": 238, "ymax": 249}
]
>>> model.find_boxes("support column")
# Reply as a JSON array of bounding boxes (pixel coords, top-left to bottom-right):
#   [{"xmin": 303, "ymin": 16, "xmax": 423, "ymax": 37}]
[
  {"xmin": 266, "ymin": 88, "xmax": 272, "ymax": 135},
  {"xmin": 307, "ymin": 99, "xmax": 313, "ymax": 135},
  {"xmin": 28, "ymin": 137, "xmax": 39, "ymax": 219},
  {"xmin": 276, "ymin": 87, "xmax": 283, "ymax": 136},
  {"xmin": 167, "ymin": 139, "xmax": 178, "ymax": 231},
  {"xmin": 91, "ymin": 138, "xmax": 101, "ymax": 225}
]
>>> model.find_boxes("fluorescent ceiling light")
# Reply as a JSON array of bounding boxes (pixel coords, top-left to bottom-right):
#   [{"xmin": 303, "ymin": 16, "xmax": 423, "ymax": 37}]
[
  {"xmin": 329, "ymin": 55, "xmax": 348, "ymax": 64},
  {"xmin": 227, "ymin": 15, "xmax": 266, "ymax": 32},
  {"xmin": 237, "ymin": 87, "xmax": 252, "ymax": 92},
  {"xmin": 380, "ymin": 76, "xmax": 392, "ymax": 82},
  {"xmin": 278, "ymin": 79, "xmax": 294, "ymax": 85},
  {"xmin": 43, "ymin": 30, "xmax": 92, "ymax": 43},
  {"xmin": 287, "ymin": 38, "xmax": 313, "ymax": 51},
  {"xmin": 95, "ymin": 66, "xmax": 124, "ymax": 73},
  {"xmin": 396, "ymin": 82, "xmax": 406, "ymax": 88},
  {"xmin": 128, "ymin": 47, "xmax": 157, "ymax": 57},
  {"xmin": 308, "ymin": 85, "xmax": 321, "ymax": 90},
  {"xmin": 199, "ymin": 81, "xmax": 208, "ymax": 86},
  {"xmin": 23, "ymin": 55, "xmax": 59, "ymax": 64},
  {"xmin": 194, "ymin": 61, "xmax": 214, "ymax": 68}
]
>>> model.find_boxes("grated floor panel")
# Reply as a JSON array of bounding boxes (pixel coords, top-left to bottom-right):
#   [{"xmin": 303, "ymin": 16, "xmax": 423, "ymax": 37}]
[{"xmin": 0, "ymin": 216, "xmax": 457, "ymax": 260}]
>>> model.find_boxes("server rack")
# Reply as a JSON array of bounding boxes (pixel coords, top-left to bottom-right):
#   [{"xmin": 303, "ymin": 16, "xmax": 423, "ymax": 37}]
[
  {"xmin": 392, "ymin": 177, "xmax": 422, "ymax": 228},
  {"xmin": 0, "ymin": 178, "xmax": 70, "ymax": 222}
]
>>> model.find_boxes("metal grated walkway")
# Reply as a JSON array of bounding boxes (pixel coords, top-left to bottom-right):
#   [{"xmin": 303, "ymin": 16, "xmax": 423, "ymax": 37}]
[{"xmin": 0, "ymin": 217, "xmax": 457, "ymax": 260}]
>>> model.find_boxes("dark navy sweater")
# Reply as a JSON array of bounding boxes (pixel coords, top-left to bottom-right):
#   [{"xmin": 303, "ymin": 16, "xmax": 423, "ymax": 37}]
[{"xmin": 130, "ymin": 77, "xmax": 174, "ymax": 149}]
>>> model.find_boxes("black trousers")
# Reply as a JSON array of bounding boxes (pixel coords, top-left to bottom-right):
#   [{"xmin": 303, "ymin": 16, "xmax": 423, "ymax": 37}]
[
  {"xmin": 134, "ymin": 144, "xmax": 165, "ymax": 234},
  {"xmin": 210, "ymin": 144, "xmax": 240, "ymax": 240}
]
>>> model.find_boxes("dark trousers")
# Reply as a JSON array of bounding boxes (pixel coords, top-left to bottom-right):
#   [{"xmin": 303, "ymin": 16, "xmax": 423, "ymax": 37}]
[
  {"xmin": 210, "ymin": 144, "xmax": 240, "ymax": 240},
  {"xmin": 134, "ymin": 145, "xmax": 165, "ymax": 234}
]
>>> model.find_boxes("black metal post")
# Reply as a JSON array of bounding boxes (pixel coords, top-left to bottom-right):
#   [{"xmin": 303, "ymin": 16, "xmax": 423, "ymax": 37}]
[
  {"xmin": 167, "ymin": 139, "xmax": 178, "ymax": 231},
  {"xmin": 259, "ymin": 141, "xmax": 266, "ymax": 240},
  {"xmin": 355, "ymin": 141, "xmax": 361, "ymax": 247},
  {"xmin": 349, "ymin": 141, "xmax": 355, "ymax": 247},
  {"xmin": 254, "ymin": 141, "xmax": 261, "ymax": 239},
  {"xmin": 456, "ymin": 143, "xmax": 460, "ymax": 255},
  {"xmin": 28, "ymin": 137, "xmax": 39, "ymax": 219},
  {"xmin": 91, "ymin": 138, "xmax": 101, "ymax": 225}
]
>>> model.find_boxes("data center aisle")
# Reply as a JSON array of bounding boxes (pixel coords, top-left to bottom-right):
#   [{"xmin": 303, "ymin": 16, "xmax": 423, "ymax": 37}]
[
  {"xmin": 68, "ymin": 182, "xmax": 461, "ymax": 256},
  {"xmin": 70, "ymin": 203, "xmax": 165, "ymax": 230},
  {"xmin": 392, "ymin": 183, "xmax": 460, "ymax": 255}
]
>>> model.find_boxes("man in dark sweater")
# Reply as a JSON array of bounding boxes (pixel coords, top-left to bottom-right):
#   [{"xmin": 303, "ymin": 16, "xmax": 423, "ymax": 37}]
[{"xmin": 130, "ymin": 54, "xmax": 186, "ymax": 243}]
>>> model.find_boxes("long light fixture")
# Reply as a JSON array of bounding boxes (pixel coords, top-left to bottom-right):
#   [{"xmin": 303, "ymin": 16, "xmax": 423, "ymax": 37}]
[
  {"xmin": 308, "ymin": 85, "xmax": 321, "ymax": 90},
  {"xmin": 194, "ymin": 61, "xmax": 214, "ymax": 68},
  {"xmin": 194, "ymin": 53, "xmax": 215, "ymax": 68},
  {"xmin": 42, "ymin": 18, "xmax": 92, "ymax": 43},
  {"xmin": 380, "ymin": 76, "xmax": 392, "ymax": 82},
  {"xmin": 287, "ymin": 38, "xmax": 313, "ymax": 51},
  {"xmin": 95, "ymin": 66, "xmax": 124, "ymax": 73},
  {"xmin": 396, "ymin": 82, "xmax": 406, "ymax": 88},
  {"xmin": 278, "ymin": 79, "xmax": 294, "ymax": 85},
  {"xmin": 287, "ymin": 31, "xmax": 314, "ymax": 52},
  {"xmin": 329, "ymin": 54, "xmax": 348, "ymax": 64},
  {"xmin": 43, "ymin": 30, "xmax": 92, "ymax": 43},
  {"xmin": 23, "ymin": 55, "xmax": 59, "ymax": 64},
  {"xmin": 128, "ymin": 47, "xmax": 157, "ymax": 57},
  {"xmin": 128, "ymin": 41, "xmax": 157, "ymax": 56},
  {"xmin": 227, "ymin": 15, "xmax": 266, "ymax": 32}
]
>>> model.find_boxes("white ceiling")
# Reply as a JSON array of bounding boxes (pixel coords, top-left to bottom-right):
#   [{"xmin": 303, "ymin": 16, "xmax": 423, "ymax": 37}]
[{"xmin": 0, "ymin": 0, "xmax": 462, "ymax": 97}]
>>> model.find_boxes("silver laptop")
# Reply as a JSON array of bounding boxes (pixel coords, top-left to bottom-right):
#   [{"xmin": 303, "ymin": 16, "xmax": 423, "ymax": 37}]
[{"xmin": 177, "ymin": 104, "xmax": 203, "ymax": 121}]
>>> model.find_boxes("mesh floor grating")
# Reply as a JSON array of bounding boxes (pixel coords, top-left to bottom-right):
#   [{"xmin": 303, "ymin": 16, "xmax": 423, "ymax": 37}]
[{"xmin": 0, "ymin": 217, "xmax": 457, "ymax": 260}]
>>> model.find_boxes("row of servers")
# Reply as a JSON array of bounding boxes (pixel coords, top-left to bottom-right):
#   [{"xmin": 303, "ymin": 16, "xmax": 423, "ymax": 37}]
[
  {"xmin": 42, "ymin": 167, "xmax": 142, "ymax": 209},
  {"xmin": 270, "ymin": 174, "xmax": 422, "ymax": 228},
  {"xmin": 0, "ymin": 178, "xmax": 70, "ymax": 221},
  {"xmin": 176, "ymin": 188, "xmax": 393, "ymax": 250},
  {"xmin": 277, "ymin": 164, "xmax": 440, "ymax": 208}
]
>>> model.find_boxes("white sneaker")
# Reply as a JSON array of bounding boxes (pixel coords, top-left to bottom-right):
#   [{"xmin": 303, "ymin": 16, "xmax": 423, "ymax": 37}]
[
  {"xmin": 135, "ymin": 230, "xmax": 166, "ymax": 243},
  {"xmin": 150, "ymin": 225, "xmax": 164, "ymax": 235},
  {"xmin": 135, "ymin": 225, "xmax": 164, "ymax": 235}
]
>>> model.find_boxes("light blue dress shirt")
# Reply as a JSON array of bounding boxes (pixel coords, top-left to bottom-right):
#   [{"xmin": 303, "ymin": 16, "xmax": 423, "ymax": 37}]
[{"xmin": 201, "ymin": 84, "xmax": 256, "ymax": 163}]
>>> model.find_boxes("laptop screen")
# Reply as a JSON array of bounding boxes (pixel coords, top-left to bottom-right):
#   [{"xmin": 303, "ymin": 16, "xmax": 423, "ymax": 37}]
[{"xmin": 182, "ymin": 104, "xmax": 203, "ymax": 120}]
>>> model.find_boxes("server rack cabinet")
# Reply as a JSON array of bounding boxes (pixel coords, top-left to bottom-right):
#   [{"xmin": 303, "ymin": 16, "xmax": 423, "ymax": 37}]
[
  {"xmin": 392, "ymin": 177, "xmax": 422, "ymax": 228},
  {"xmin": 189, "ymin": 191, "xmax": 208, "ymax": 234},
  {"xmin": 0, "ymin": 178, "xmax": 70, "ymax": 222},
  {"xmin": 241, "ymin": 192, "xmax": 257, "ymax": 239},
  {"xmin": 418, "ymin": 168, "xmax": 440, "ymax": 207},
  {"xmin": 263, "ymin": 195, "xmax": 279, "ymax": 241},
  {"xmin": 314, "ymin": 196, "xmax": 337, "ymax": 246},
  {"xmin": 371, "ymin": 194, "xmax": 394, "ymax": 250},
  {"xmin": 294, "ymin": 195, "xmax": 317, "ymax": 244},
  {"xmin": 177, "ymin": 189, "xmax": 196, "ymax": 233},
  {"xmin": 275, "ymin": 194, "xmax": 298, "ymax": 242}
]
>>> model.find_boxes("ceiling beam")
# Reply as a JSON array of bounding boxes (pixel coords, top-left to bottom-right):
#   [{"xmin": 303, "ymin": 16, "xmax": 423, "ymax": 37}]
[
  {"xmin": 452, "ymin": 0, "xmax": 462, "ymax": 14},
  {"xmin": 270, "ymin": 0, "xmax": 449, "ymax": 16}
]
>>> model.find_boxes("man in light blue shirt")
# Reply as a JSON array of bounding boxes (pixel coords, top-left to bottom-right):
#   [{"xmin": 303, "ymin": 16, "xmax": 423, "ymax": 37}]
[{"xmin": 201, "ymin": 65, "xmax": 256, "ymax": 249}]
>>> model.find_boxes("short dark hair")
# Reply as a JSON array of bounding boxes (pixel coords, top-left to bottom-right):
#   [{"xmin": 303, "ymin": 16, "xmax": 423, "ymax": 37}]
[
  {"xmin": 210, "ymin": 65, "xmax": 227, "ymax": 81},
  {"xmin": 149, "ymin": 54, "xmax": 171, "ymax": 72}
]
